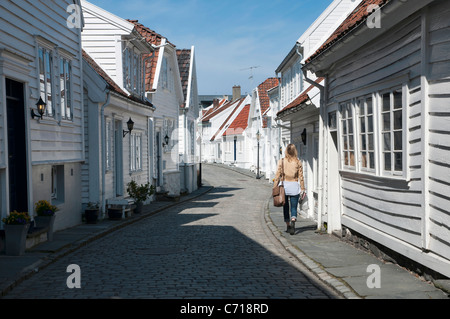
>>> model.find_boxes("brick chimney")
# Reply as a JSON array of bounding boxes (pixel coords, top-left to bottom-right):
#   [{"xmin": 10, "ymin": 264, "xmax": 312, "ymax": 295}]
[
  {"xmin": 213, "ymin": 98, "xmax": 219, "ymax": 108},
  {"xmin": 232, "ymin": 85, "xmax": 241, "ymax": 101}
]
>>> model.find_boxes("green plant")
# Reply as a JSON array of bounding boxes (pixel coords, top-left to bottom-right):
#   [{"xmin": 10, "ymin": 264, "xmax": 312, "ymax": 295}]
[
  {"xmin": 87, "ymin": 202, "xmax": 99, "ymax": 209},
  {"xmin": 2, "ymin": 211, "xmax": 31, "ymax": 225},
  {"xmin": 35, "ymin": 200, "xmax": 58, "ymax": 216},
  {"xmin": 126, "ymin": 180, "xmax": 155, "ymax": 203}
]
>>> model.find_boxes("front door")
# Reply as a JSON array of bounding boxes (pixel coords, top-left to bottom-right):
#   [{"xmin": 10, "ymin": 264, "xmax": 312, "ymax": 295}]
[{"xmin": 6, "ymin": 78, "xmax": 28, "ymax": 212}]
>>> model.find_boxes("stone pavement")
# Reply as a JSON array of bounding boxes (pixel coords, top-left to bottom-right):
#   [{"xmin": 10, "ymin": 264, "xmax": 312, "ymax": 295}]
[
  {"xmin": 220, "ymin": 163, "xmax": 450, "ymax": 299},
  {"xmin": 0, "ymin": 163, "xmax": 449, "ymax": 299}
]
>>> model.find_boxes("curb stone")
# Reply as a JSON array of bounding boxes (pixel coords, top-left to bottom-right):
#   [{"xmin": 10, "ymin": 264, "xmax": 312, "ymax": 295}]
[{"xmin": 263, "ymin": 197, "xmax": 362, "ymax": 299}]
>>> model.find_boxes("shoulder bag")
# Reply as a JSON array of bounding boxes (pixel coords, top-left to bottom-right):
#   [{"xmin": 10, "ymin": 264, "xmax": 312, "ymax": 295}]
[{"xmin": 273, "ymin": 159, "xmax": 285, "ymax": 207}]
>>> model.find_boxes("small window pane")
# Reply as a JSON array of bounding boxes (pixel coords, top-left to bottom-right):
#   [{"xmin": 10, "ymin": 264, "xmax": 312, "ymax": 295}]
[
  {"xmin": 394, "ymin": 131, "xmax": 402, "ymax": 150},
  {"xmin": 384, "ymin": 153, "xmax": 391, "ymax": 171},
  {"xmin": 367, "ymin": 115, "xmax": 373, "ymax": 133},
  {"xmin": 383, "ymin": 133, "xmax": 391, "ymax": 151},
  {"xmin": 394, "ymin": 110, "xmax": 402, "ymax": 130},
  {"xmin": 382, "ymin": 93, "xmax": 390, "ymax": 112},
  {"xmin": 383, "ymin": 113, "xmax": 390, "ymax": 131},
  {"xmin": 393, "ymin": 90, "xmax": 402, "ymax": 109},
  {"xmin": 360, "ymin": 118, "xmax": 366, "ymax": 133},
  {"xmin": 369, "ymin": 152, "xmax": 375, "ymax": 169},
  {"xmin": 394, "ymin": 152, "xmax": 402, "ymax": 171}
]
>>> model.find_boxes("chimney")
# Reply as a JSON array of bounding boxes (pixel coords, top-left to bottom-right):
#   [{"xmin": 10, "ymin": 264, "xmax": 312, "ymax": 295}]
[
  {"xmin": 232, "ymin": 85, "xmax": 241, "ymax": 101},
  {"xmin": 213, "ymin": 98, "xmax": 219, "ymax": 108}
]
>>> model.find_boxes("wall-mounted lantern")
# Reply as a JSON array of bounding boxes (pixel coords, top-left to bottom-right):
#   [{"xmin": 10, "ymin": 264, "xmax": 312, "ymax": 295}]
[
  {"xmin": 162, "ymin": 134, "xmax": 170, "ymax": 147},
  {"xmin": 301, "ymin": 128, "xmax": 307, "ymax": 146},
  {"xmin": 31, "ymin": 97, "xmax": 46, "ymax": 120},
  {"xmin": 123, "ymin": 117, "xmax": 134, "ymax": 138}
]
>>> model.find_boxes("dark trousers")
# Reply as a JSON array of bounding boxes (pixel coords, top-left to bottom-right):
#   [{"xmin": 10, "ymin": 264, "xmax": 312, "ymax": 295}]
[{"xmin": 283, "ymin": 194, "xmax": 299, "ymax": 222}]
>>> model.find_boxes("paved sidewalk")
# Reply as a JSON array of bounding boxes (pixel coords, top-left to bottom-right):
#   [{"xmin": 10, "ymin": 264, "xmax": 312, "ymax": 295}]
[
  {"xmin": 0, "ymin": 185, "xmax": 213, "ymax": 297},
  {"xmin": 212, "ymin": 163, "xmax": 450, "ymax": 299},
  {"xmin": 1, "ymin": 162, "xmax": 449, "ymax": 299}
]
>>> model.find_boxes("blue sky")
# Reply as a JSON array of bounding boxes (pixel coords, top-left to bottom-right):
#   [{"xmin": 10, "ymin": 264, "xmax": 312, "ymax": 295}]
[{"xmin": 87, "ymin": 0, "xmax": 333, "ymax": 95}]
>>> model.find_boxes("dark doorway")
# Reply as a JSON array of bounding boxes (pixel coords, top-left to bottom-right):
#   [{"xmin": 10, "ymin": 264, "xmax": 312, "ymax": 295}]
[{"xmin": 6, "ymin": 78, "xmax": 28, "ymax": 213}]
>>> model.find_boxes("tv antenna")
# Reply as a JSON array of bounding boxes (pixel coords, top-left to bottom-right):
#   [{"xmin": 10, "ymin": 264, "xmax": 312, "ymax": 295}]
[{"xmin": 240, "ymin": 66, "xmax": 261, "ymax": 91}]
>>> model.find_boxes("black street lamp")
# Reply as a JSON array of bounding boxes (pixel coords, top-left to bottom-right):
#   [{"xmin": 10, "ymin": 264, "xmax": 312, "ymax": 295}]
[
  {"xmin": 31, "ymin": 96, "xmax": 46, "ymax": 120},
  {"xmin": 123, "ymin": 117, "xmax": 134, "ymax": 138},
  {"xmin": 256, "ymin": 130, "xmax": 261, "ymax": 179}
]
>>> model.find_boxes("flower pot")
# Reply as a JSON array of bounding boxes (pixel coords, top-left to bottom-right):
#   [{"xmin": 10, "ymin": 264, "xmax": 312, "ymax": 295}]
[
  {"xmin": 85, "ymin": 209, "xmax": 99, "ymax": 224},
  {"xmin": 134, "ymin": 202, "xmax": 143, "ymax": 214},
  {"xmin": 108, "ymin": 208, "xmax": 122, "ymax": 220},
  {"xmin": 34, "ymin": 215, "xmax": 56, "ymax": 241},
  {"xmin": 5, "ymin": 224, "xmax": 30, "ymax": 256}
]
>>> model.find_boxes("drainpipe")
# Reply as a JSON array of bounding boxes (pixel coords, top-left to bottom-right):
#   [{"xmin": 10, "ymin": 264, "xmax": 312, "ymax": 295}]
[
  {"xmin": 100, "ymin": 91, "xmax": 111, "ymax": 217},
  {"xmin": 296, "ymin": 43, "xmax": 326, "ymax": 232}
]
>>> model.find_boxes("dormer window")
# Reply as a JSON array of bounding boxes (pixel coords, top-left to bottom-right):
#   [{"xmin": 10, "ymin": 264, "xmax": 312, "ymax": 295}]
[{"xmin": 123, "ymin": 46, "xmax": 142, "ymax": 96}]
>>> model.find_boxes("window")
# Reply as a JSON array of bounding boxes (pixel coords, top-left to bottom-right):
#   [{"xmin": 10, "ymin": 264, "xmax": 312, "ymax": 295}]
[
  {"xmin": 161, "ymin": 56, "xmax": 168, "ymax": 89},
  {"xmin": 38, "ymin": 47, "xmax": 54, "ymax": 117},
  {"xmin": 106, "ymin": 120, "xmax": 112, "ymax": 171},
  {"xmin": 339, "ymin": 86, "xmax": 406, "ymax": 178},
  {"xmin": 59, "ymin": 57, "xmax": 72, "ymax": 120},
  {"xmin": 340, "ymin": 101, "xmax": 355, "ymax": 168},
  {"xmin": 381, "ymin": 89, "xmax": 403, "ymax": 174},
  {"xmin": 124, "ymin": 47, "xmax": 141, "ymax": 95},
  {"xmin": 124, "ymin": 47, "xmax": 131, "ymax": 90},
  {"xmin": 130, "ymin": 133, "xmax": 142, "ymax": 172},
  {"xmin": 358, "ymin": 96, "xmax": 375, "ymax": 171},
  {"xmin": 51, "ymin": 165, "xmax": 64, "ymax": 203}
]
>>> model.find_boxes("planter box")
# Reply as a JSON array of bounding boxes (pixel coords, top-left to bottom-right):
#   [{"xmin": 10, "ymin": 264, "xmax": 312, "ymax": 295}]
[
  {"xmin": 85, "ymin": 209, "xmax": 99, "ymax": 224},
  {"xmin": 5, "ymin": 224, "xmax": 30, "ymax": 256},
  {"xmin": 34, "ymin": 215, "xmax": 56, "ymax": 241},
  {"xmin": 108, "ymin": 208, "xmax": 123, "ymax": 220}
]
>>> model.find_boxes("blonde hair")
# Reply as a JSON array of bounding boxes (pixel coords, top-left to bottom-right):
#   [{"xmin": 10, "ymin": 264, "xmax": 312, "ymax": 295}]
[{"xmin": 285, "ymin": 144, "xmax": 298, "ymax": 162}]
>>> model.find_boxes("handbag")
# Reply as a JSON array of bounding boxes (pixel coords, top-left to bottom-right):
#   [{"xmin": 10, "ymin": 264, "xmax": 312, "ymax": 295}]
[{"xmin": 273, "ymin": 159, "xmax": 285, "ymax": 207}]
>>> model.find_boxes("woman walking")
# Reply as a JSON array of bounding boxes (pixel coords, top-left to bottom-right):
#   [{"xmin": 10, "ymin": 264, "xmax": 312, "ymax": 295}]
[{"xmin": 274, "ymin": 144, "xmax": 306, "ymax": 235}]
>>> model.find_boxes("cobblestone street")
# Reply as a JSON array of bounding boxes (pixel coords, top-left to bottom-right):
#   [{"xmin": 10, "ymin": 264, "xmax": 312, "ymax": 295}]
[{"xmin": 2, "ymin": 164, "xmax": 336, "ymax": 299}]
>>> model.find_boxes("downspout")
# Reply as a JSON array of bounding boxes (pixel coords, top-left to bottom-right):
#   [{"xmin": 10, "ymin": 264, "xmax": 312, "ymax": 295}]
[
  {"xmin": 296, "ymin": 42, "xmax": 326, "ymax": 232},
  {"xmin": 100, "ymin": 91, "xmax": 111, "ymax": 217}
]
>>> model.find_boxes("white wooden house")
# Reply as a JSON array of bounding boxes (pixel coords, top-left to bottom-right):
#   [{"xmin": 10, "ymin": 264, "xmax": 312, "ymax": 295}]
[
  {"xmin": 213, "ymin": 95, "xmax": 252, "ymax": 168},
  {"xmin": 130, "ymin": 20, "xmax": 185, "ymax": 198},
  {"xmin": 177, "ymin": 47, "xmax": 199, "ymax": 194},
  {"xmin": 275, "ymin": 0, "xmax": 362, "ymax": 221},
  {"xmin": 248, "ymin": 78, "xmax": 279, "ymax": 179},
  {"xmin": 304, "ymin": 0, "xmax": 450, "ymax": 279},
  {"xmin": 0, "ymin": 0, "xmax": 85, "ymax": 232},
  {"xmin": 80, "ymin": 1, "xmax": 155, "ymax": 216}
]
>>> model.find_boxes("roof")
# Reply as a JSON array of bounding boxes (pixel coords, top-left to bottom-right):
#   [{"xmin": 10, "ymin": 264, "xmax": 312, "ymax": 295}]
[
  {"xmin": 255, "ymin": 77, "xmax": 279, "ymax": 128},
  {"xmin": 210, "ymin": 97, "xmax": 247, "ymax": 141},
  {"xmin": 201, "ymin": 99, "xmax": 235, "ymax": 123},
  {"xmin": 176, "ymin": 49, "xmax": 191, "ymax": 103},
  {"xmin": 277, "ymin": 77, "xmax": 324, "ymax": 118},
  {"xmin": 127, "ymin": 19, "xmax": 175, "ymax": 92},
  {"xmin": 223, "ymin": 104, "xmax": 250, "ymax": 137},
  {"xmin": 82, "ymin": 49, "xmax": 153, "ymax": 107},
  {"xmin": 305, "ymin": 0, "xmax": 390, "ymax": 64}
]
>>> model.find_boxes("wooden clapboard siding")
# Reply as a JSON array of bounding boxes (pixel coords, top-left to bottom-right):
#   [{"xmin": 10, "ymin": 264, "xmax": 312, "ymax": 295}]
[
  {"xmin": 0, "ymin": 0, "xmax": 84, "ymax": 164},
  {"xmin": 328, "ymin": 12, "xmax": 425, "ymax": 248},
  {"xmin": 426, "ymin": 0, "xmax": 450, "ymax": 261}
]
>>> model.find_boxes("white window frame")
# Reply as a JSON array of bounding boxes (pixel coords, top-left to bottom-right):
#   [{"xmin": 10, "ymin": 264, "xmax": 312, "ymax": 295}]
[
  {"xmin": 130, "ymin": 132, "xmax": 142, "ymax": 172},
  {"xmin": 340, "ymin": 101, "xmax": 356, "ymax": 170},
  {"xmin": 37, "ymin": 44, "xmax": 55, "ymax": 118},
  {"xmin": 105, "ymin": 119, "xmax": 112, "ymax": 171},
  {"xmin": 356, "ymin": 95, "xmax": 376, "ymax": 173},
  {"xmin": 336, "ymin": 79, "xmax": 408, "ymax": 180},
  {"xmin": 59, "ymin": 54, "xmax": 73, "ymax": 121}
]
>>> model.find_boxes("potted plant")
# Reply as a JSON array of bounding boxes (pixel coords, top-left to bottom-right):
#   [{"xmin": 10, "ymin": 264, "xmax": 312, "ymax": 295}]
[
  {"xmin": 34, "ymin": 200, "xmax": 58, "ymax": 241},
  {"xmin": 85, "ymin": 202, "xmax": 99, "ymax": 224},
  {"xmin": 126, "ymin": 180, "xmax": 155, "ymax": 214},
  {"xmin": 2, "ymin": 211, "xmax": 31, "ymax": 256}
]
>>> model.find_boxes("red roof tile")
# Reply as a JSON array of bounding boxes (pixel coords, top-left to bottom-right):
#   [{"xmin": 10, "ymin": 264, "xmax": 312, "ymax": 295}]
[
  {"xmin": 176, "ymin": 49, "xmax": 191, "ymax": 103},
  {"xmin": 305, "ymin": 0, "xmax": 390, "ymax": 64},
  {"xmin": 82, "ymin": 49, "xmax": 153, "ymax": 107},
  {"xmin": 223, "ymin": 104, "xmax": 250, "ymax": 137},
  {"xmin": 277, "ymin": 77, "xmax": 324, "ymax": 117},
  {"xmin": 127, "ymin": 19, "xmax": 176, "ymax": 92}
]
